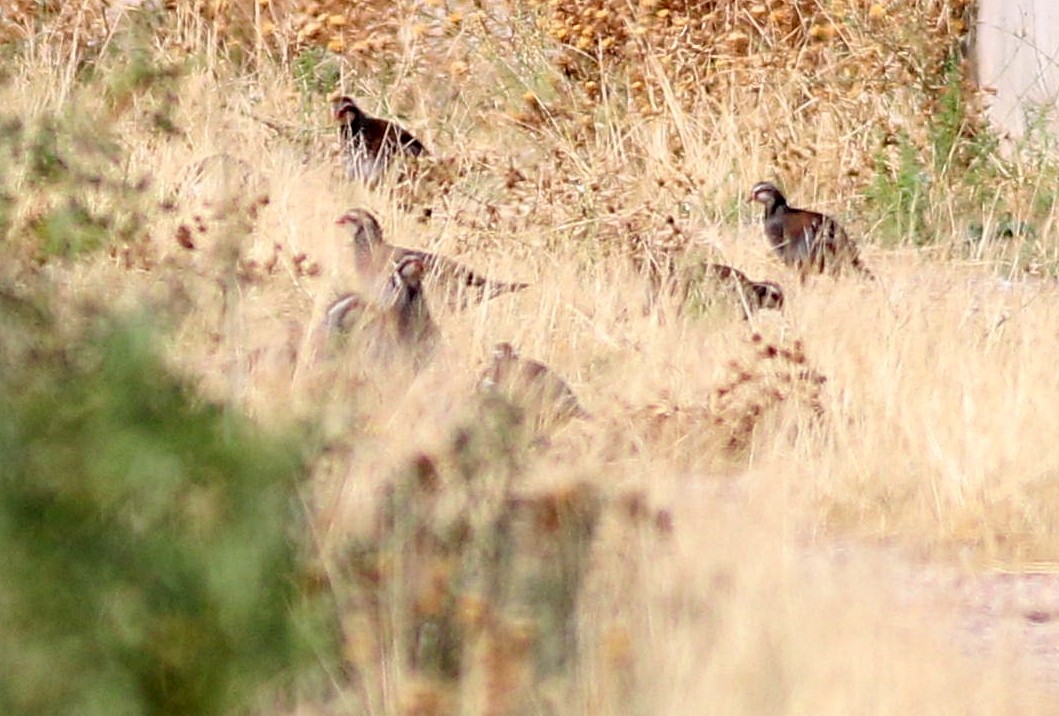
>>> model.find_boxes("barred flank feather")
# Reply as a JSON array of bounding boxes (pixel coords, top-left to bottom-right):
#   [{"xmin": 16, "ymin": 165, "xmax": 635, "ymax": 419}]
[{"xmin": 335, "ymin": 209, "xmax": 529, "ymax": 311}]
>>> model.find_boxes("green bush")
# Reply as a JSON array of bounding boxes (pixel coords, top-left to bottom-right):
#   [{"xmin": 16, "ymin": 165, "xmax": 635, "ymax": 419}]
[
  {"xmin": 0, "ymin": 294, "xmax": 320, "ymax": 716},
  {"xmin": 292, "ymin": 47, "xmax": 341, "ymax": 98},
  {"xmin": 865, "ymin": 131, "xmax": 930, "ymax": 246}
]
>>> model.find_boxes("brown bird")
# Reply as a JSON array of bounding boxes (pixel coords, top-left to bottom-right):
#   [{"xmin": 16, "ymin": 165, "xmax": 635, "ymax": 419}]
[
  {"xmin": 678, "ymin": 262, "xmax": 785, "ymax": 319},
  {"xmin": 336, "ymin": 208, "xmax": 530, "ymax": 310},
  {"xmin": 324, "ymin": 255, "xmax": 439, "ymax": 367},
  {"xmin": 749, "ymin": 182, "xmax": 874, "ymax": 280},
  {"xmin": 479, "ymin": 342, "xmax": 590, "ymax": 427},
  {"xmin": 376, "ymin": 255, "xmax": 439, "ymax": 348},
  {"xmin": 332, "ymin": 95, "xmax": 427, "ymax": 184}
]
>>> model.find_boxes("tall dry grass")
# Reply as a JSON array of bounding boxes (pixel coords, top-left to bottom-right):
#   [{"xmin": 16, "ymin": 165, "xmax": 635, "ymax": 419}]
[{"xmin": 4, "ymin": 1, "xmax": 1059, "ymax": 714}]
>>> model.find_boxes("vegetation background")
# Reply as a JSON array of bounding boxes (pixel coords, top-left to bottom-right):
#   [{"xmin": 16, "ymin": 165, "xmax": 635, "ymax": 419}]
[{"xmin": 2, "ymin": 0, "xmax": 1059, "ymax": 714}]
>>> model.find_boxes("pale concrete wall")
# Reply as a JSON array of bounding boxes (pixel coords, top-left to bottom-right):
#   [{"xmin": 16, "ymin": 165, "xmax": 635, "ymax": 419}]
[{"xmin": 975, "ymin": 0, "xmax": 1059, "ymax": 141}]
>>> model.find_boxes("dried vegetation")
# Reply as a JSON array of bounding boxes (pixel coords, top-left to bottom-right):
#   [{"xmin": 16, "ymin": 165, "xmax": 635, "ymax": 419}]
[{"xmin": 6, "ymin": 0, "xmax": 1059, "ymax": 714}]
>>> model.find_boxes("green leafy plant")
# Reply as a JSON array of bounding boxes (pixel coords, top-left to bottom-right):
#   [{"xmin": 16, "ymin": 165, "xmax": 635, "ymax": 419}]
[
  {"xmin": 30, "ymin": 200, "xmax": 110, "ymax": 258},
  {"xmin": 292, "ymin": 47, "xmax": 341, "ymax": 98},
  {"xmin": 865, "ymin": 132, "xmax": 930, "ymax": 246},
  {"xmin": 0, "ymin": 295, "xmax": 325, "ymax": 716},
  {"xmin": 930, "ymin": 54, "xmax": 967, "ymax": 176}
]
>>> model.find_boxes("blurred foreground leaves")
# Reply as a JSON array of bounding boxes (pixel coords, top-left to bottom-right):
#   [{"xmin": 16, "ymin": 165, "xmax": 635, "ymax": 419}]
[{"xmin": 0, "ymin": 291, "xmax": 325, "ymax": 716}]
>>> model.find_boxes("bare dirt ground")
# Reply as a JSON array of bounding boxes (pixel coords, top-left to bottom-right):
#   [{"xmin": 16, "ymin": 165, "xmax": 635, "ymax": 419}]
[{"xmin": 809, "ymin": 541, "xmax": 1059, "ymax": 695}]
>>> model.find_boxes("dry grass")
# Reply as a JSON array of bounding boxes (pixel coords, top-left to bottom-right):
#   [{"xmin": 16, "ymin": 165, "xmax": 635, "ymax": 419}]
[{"xmin": 5, "ymin": 1, "xmax": 1059, "ymax": 714}]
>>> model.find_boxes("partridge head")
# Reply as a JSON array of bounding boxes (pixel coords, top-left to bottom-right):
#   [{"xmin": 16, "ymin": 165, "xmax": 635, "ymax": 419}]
[{"xmin": 336, "ymin": 208, "xmax": 385, "ymax": 272}]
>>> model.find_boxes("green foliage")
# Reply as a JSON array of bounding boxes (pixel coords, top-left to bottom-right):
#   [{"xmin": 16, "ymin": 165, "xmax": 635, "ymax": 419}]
[
  {"xmin": 928, "ymin": 53, "xmax": 1001, "ymax": 209},
  {"xmin": 66, "ymin": 9, "xmax": 185, "ymax": 136},
  {"xmin": 862, "ymin": 48, "xmax": 1006, "ymax": 249},
  {"xmin": 0, "ymin": 24, "xmax": 185, "ymax": 261},
  {"xmin": 292, "ymin": 47, "xmax": 341, "ymax": 97},
  {"xmin": 106, "ymin": 47, "xmax": 174, "ymax": 108},
  {"xmin": 1022, "ymin": 104, "xmax": 1059, "ymax": 160},
  {"xmin": 680, "ymin": 276, "xmax": 743, "ymax": 321},
  {"xmin": 0, "ymin": 104, "xmax": 155, "ymax": 261},
  {"xmin": 26, "ymin": 118, "xmax": 67, "ymax": 185},
  {"xmin": 865, "ymin": 132, "xmax": 930, "ymax": 246},
  {"xmin": 0, "ymin": 189, "xmax": 12, "ymax": 238},
  {"xmin": 930, "ymin": 55, "xmax": 966, "ymax": 175},
  {"xmin": 30, "ymin": 201, "xmax": 110, "ymax": 258},
  {"xmin": 1009, "ymin": 109, "xmax": 1059, "ymax": 221},
  {"xmin": 0, "ymin": 295, "xmax": 323, "ymax": 716}
]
